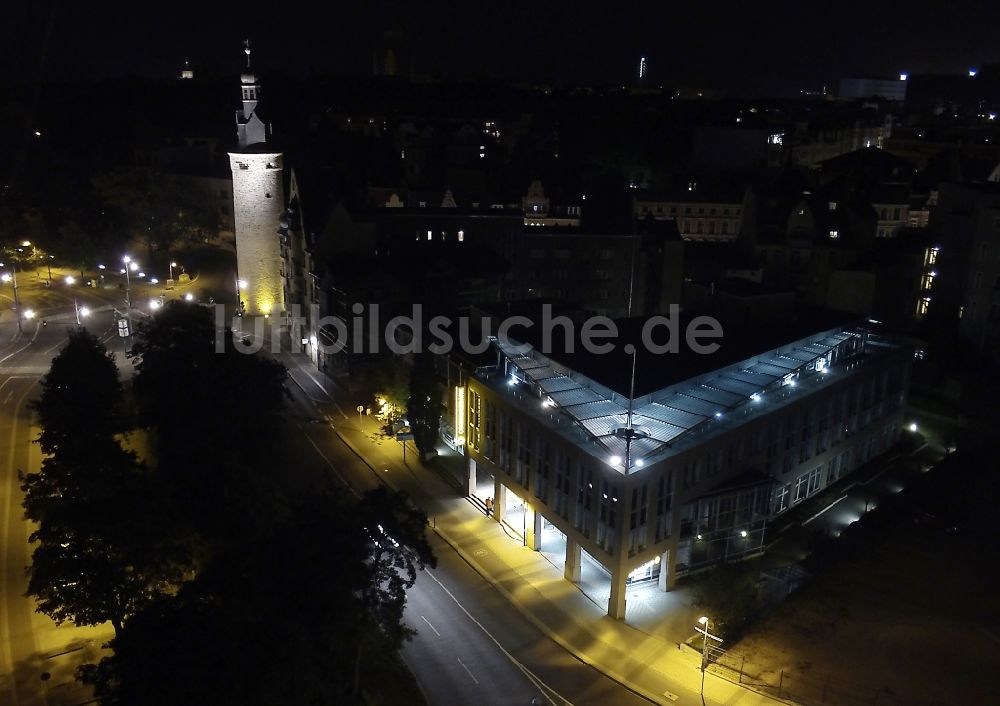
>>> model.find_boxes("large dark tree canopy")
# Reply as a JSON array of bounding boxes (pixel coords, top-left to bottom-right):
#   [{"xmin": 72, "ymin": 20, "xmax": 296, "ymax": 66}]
[
  {"xmin": 22, "ymin": 330, "xmax": 181, "ymax": 636},
  {"xmin": 32, "ymin": 329, "xmax": 127, "ymax": 455},
  {"xmin": 131, "ymin": 301, "xmax": 288, "ymax": 543}
]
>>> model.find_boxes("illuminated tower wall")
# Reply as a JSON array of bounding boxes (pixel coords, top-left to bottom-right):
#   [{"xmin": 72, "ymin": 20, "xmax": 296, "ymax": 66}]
[{"xmin": 228, "ymin": 66, "xmax": 285, "ymax": 316}]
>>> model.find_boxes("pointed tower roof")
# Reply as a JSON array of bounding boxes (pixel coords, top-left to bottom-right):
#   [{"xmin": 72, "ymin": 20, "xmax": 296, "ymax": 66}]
[{"xmin": 235, "ymin": 40, "xmax": 268, "ymax": 150}]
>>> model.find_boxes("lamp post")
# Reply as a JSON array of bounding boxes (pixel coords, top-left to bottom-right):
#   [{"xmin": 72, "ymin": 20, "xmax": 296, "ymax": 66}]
[
  {"xmin": 121, "ymin": 256, "xmax": 138, "ymax": 352},
  {"xmin": 169, "ymin": 261, "xmax": 177, "ymax": 281},
  {"xmin": 696, "ymin": 615, "xmax": 723, "ymax": 698},
  {"xmin": 1, "ymin": 263, "xmax": 23, "ymax": 334},
  {"xmin": 75, "ymin": 301, "xmax": 90, "ymax": 326},
  {"xmin": 236, "ymin": 277, "xmax": 247, "ymax": 316}
]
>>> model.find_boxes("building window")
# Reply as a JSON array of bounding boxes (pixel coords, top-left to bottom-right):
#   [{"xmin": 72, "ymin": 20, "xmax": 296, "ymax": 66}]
[
  {"xmin": 829, "ymin": 230, "xmax": 839, "ymax": 239},
  {"xmin": 916, "ymin": 297, "xmax": 930, "ymax": 317},
  {"xmin": 458, "ymin": 230, "xmax": 465, "ymax": 242}
]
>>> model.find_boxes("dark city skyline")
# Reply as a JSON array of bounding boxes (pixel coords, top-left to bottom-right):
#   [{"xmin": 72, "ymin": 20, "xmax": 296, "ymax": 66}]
[{"xmin": 6, "ymin": 0, "xmax": 1000, "ymax": 92}]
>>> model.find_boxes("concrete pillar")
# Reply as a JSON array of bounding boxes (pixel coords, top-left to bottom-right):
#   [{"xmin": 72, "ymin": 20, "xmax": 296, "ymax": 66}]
[
  {"xmin": 565, "ymin": 538, "xmax": 582, "ymax": 582},
  {"xmin": 466, "ymin": 456, "xmax": 476, "ymax": 498},
  {"xmin": 608, "ymin": 568, "xmax": 627, "ymax": 620},
  {"xmin": 525, "ymin": 505, "xmax": 542, "ymax": 550},
  {"xmin": 493, "ymin": 478, "xmax": 506, "ymax": 523},
  {"xmin": 657, "ymin": 551, "xmax": 669, "ymax": 591}
]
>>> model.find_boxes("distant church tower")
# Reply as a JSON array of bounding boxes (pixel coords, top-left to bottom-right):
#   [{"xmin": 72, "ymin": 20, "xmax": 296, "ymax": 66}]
[{"xmin": 228, "ymin": 41, "xmax": 284, "ymax": 317}]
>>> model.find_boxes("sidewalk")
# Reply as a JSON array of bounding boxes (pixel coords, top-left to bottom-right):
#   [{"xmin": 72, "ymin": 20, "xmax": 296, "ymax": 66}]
[{"xmin": 280, "ymin": 351, "xmax": 790, "ymax": 706}]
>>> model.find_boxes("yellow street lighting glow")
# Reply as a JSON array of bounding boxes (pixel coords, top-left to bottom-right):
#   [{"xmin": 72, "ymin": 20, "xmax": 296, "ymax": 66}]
[
  {"xmin": 1, "ymin": 274, "xmax": 10, "ymax": 283},
  {"xmin": 24, "ymin": 309, "xmax": 34, "ymax": 319},
  {"xmin": 184, "ymin": 293, "xmax": 194, "ymax": 301},
  {"xmin": 65, "ymin": 275, "xmax": 75, "ymax": 285},
  {"xmin": 454, "ymin": 386, "xmax": 466, "ymax": 439},
  {"xmin": 21, "ymin": 240, "xmax": 31, "ymax": 247}
]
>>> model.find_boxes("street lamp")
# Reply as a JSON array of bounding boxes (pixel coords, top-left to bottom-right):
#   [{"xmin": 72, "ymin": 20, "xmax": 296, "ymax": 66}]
[
  {"xmin": 168, "ymin": 261, "xmax": 177, "ymax": 281},
  {"xmin": 121, "ymin": 255, "xmax": 137, "ymax": 352},
  {"xmin": 695, "ymin": 615, "xmax": 723, "ymax": 697},
  {"xmin": 75, "ymin": 301, "xmax": 90, "ymax": 325},
  {"xmin": 1, "ymin": 263, "xmax": 23, "ymax": 334}
]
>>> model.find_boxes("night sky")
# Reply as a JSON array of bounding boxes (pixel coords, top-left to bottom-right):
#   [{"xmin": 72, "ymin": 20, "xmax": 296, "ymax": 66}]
[{"xmin": 5, "ymin": 0, "xmax": 999, "ymax": 93}]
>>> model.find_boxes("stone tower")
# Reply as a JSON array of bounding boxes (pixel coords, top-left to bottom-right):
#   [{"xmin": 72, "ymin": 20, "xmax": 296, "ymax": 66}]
[{"xmin": 228, "ymin": 42, "xmax": 284, "ymax": 317}]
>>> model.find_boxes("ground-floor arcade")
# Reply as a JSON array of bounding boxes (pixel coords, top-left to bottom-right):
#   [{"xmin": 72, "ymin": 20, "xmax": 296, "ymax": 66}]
[{"xmin": 465, "ymin": 456, "xmax": 694, "ymax": 624}]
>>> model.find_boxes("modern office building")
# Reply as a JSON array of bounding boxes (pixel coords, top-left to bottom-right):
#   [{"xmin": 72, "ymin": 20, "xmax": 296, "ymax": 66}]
[{"xmin": 458, "ymin": 320, "xmax": 911, "ymax": 620}]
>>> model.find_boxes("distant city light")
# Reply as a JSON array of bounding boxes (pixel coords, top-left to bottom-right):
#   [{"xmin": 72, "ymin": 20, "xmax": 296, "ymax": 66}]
[
  {"xmin": 969, "ymin": 68, "xmax": 978, "ymax": 77},
  {"xmin": 65, "ymin": 276, "xmax": 75, "ymax": 285},
  {"xmin": 909, "ymin": 422, "xmax": 918, "ymax": 432},
  {"xmin": 150, "ymin": 299, "xmax": 161, "ymax": 310},
  {"xmin": 638, "ymin": 56, "xmax": 647, "ymax": 80},
  {"xmin": 899, "ymin": 73, "xmax": 908, "ymax": 81},
  {"xmin": 79, "ymin": 307, "xmax": 90, "ymax": 317},
  {"xmin": 184, "ymin": 293, "xmax": 194, "ymax": 301},
  {"xmin": 24, "ymin": 309, "xmax": 34, "ymax": 319}
]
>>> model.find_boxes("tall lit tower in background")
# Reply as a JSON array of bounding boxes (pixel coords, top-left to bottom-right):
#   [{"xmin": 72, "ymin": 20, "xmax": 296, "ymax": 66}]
[
  {"xmin": 227, "ymin": 41, "xmax": 285, "ymax": 317},
  {"xmin": 638, "ymin": 56, "xmax": 647, "ymax": 82}
]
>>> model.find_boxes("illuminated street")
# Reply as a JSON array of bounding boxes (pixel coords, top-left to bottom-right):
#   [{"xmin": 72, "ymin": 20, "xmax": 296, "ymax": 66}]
[{"xmin": 0, "ymin": 267, "xmax": 197, "ymax": 705}]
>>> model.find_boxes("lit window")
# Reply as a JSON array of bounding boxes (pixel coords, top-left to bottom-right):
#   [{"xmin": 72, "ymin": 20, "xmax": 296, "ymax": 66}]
[
  {"xmin": 829, "ymin": 230, "xmax": 839, "ymax": 239},
  {"xmin": 916, "ymin": 297, "xmax": 930, "ymax": 317},
  {"xmin": 458, "ymin": 230, "xmax": 465, "ymax": 242},
  {"xmin": 427, "ymin": 230, "xmax": 432, "ymax": 240},
  {"xmin": 829, "ymin": 202, "xmax": 837, "ymax": 211}
]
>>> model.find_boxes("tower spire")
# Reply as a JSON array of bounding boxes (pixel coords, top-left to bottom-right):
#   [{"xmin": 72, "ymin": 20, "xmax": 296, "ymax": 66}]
[{"xmin": 244, "ymin": 39, "xmax": 251, "ymax": 68}]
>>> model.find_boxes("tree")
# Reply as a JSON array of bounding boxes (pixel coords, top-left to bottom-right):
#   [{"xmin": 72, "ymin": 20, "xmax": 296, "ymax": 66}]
[
  {"xmin": 79, "ymin": 488, "xmax": 435, "ymax": 705},
  {"xmin": 407, "ymin": 352, "xmax": 440, "ymax": 458},
  {"xmin": 92, "ymin": 170, "xmax": 221, "ymax": 254},
  {"xmin": 131, "ymin": 301, "xmax": 287, "ymax": 546},
  {"xmin": 21, "ymin": 330, "xmax": 182, "ymax": 636},
  {"xmin": 690, "ymin": 560, "xmax": 764, "ymax": 641}
]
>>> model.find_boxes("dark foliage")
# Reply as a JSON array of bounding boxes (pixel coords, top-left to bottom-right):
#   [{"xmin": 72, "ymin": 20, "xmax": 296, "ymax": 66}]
[{"xmin": 407, "ymin": 351, "xmax": 440, "ymax": 457}]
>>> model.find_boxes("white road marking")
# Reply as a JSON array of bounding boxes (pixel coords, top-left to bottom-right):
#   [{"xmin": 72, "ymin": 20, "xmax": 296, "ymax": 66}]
[
  {"xmin": 420, "ymin": 615, "xmax": 441, "ymax": 637},
  {"xmin": 298, "ymin": 429, "xmax": 360, "ymax": 499},
  {"xmin": 424, "ymin": 569, "xmax": 572, "ymax": 706},
  {"xmin": 457, "ymin": 657, "xmax": 479, "ymax": 685}
]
